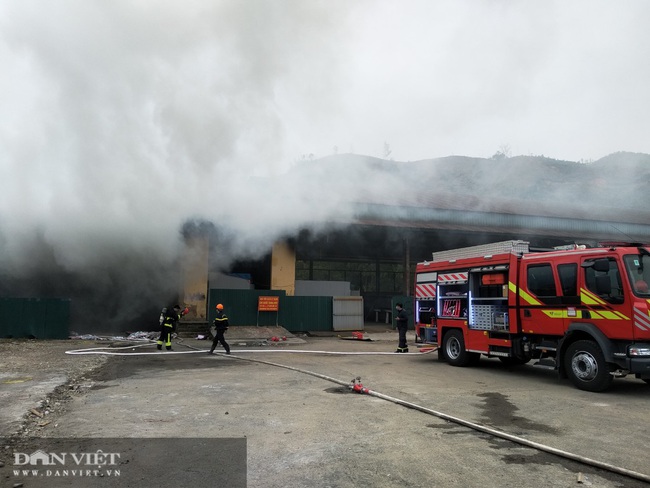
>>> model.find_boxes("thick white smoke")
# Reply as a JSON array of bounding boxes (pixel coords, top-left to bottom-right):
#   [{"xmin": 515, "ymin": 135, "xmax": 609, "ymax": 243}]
[
  {"xmin": 1, "ymin": 1, "xmax": 649, "ymax": 330},
  {"xmin": 0, "ymin": 1, "xmax": 351, "ymax": 273}
]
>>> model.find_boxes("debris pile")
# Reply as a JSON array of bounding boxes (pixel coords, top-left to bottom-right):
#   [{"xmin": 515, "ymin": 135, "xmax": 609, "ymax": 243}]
[{"xmin": 68, "ymin": 331, "xmax": 159, "ymax": 341}]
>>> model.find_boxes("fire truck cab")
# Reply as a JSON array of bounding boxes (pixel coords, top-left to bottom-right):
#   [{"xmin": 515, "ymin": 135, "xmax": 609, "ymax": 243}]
[{"xmin": 414, "ymin": 240, "xmax": 650, "ymax": 391}]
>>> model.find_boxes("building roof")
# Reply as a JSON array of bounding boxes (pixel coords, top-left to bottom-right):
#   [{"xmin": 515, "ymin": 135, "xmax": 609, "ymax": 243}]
[{"xmin": 295, "ymin": 152, "xmax": 650, "ymax": 241}]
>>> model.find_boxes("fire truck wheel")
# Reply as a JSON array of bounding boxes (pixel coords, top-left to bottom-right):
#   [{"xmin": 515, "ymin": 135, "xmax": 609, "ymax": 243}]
[
  {"xmin": 443, "ymin": 329, "xmax": 479, "ymax": 367},
  {"xmin": 564, "ymin": 340, "xmax": 613, "ymax": 392}
]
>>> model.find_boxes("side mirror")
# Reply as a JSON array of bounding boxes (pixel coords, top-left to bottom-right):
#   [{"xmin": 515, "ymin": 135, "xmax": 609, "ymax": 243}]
[
  {"xmin": 593, "ymin": 259, "xmax": 610, "ymax": 272},
  {"xmin": 582, "ymin": 259, "xmax": 610, "ymax": 272}
]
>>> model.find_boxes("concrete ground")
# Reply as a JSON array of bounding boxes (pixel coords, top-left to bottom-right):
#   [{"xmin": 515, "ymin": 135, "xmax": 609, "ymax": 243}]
[{"xmin": 2, "ymin": 325, "xmax": 650, "ymax": 487}]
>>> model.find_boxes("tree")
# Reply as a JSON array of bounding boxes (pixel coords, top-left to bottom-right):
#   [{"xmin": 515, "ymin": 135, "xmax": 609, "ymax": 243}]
[
  {"xmin": 491, "ymin": 143, "xmax": 511, "ymax": 160},
  {"xmin": 383, "ymin": 142, "xmax": 392, "ymax": 160}
]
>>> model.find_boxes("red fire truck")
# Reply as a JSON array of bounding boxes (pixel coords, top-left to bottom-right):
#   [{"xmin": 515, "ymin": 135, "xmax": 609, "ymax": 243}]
[{"xmin": 414, "ymin": 240, "xmax": 650, "ymax": 391}]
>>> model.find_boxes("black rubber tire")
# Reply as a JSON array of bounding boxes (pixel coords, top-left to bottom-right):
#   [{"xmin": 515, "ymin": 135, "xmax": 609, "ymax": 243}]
[
  {"xmin": 564, "ymin": 340, "xmax": 613, "ymax": 392},
  {"xmin": 443, "ymin": 329, "xmax": 479, "ymax": 367}
]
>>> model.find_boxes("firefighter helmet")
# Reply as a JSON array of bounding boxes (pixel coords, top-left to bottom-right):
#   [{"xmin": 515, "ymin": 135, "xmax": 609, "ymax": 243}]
[{"xmin": 216, "ymin": 303, "xmax": 224, "ymax": 310}]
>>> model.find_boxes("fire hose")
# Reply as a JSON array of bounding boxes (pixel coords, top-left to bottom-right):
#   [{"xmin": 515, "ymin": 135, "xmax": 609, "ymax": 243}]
[
  {"xmin": 64, "ymin": 343, "xmax": 650, "ymax": 484},
  {"xmin": 220, "ymin": 352, "xmax": 650, "ymax": 485},
  {"xmin": 64, "ymin": 341, "xmax": 430, "ymax": 356}
]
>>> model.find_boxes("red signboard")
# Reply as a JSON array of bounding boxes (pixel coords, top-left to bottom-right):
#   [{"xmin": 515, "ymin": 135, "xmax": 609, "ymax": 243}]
[{"xmin": 258, "ymin": 296, "xmax": 279, "ymax": 312}]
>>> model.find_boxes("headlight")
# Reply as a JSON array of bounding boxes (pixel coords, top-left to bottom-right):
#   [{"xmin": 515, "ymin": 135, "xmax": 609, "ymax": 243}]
[{"xmin": 628, "ymin": 346, "xmax": 650, "ymax": 357}]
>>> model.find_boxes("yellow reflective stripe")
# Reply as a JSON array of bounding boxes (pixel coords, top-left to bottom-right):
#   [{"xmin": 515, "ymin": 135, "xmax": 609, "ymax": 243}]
[
  {"xmin": 540, "ymin": 309, "xmax": 627, "ymax": 320},
  {"xmin": 513, "ymin": 284, "xmax": 629, "ymax": 321},
  {"xmin": 585, "ymin": 310, "xmax": 627, "ymax": 320},
  {"xmin": 605, "ymin": 310, "xmax": 629, "ymax": 320},
  {"xmin": 599, "ymin": 311, "xmax": 619, "ymax": 320},
  {"xmin": 542, "ymin": 310, "xmax": 564, "ymax": 319},
  {"xmin": 580, "ymin": 288, "xmax": 606, "ymax": 305},
  {"xmin": 542, "ymin": 309, "xmax": 582, "ymax": 319},
  {"xmin": 512, "ymin": 282, "xmax": 541, "ymax": 305}
]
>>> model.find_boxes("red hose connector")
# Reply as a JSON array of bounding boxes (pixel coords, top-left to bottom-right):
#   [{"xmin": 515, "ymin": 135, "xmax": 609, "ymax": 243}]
[{"xmin": 350, "ymin": 377, "xmax": 369, "ymax": 394}]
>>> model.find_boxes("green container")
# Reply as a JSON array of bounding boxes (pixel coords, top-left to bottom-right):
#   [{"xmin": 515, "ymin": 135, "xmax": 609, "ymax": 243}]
[
  {"xmin": 281, "ymin": 296, "xmax": 332, "ymax": 332},
  {"xmin": 208, "ymin": 290, "xmax": 285, "ymax": 326},
  {"xmin": 0, "ymin": 298, "xmax": 71, "ymax": 339},
  {"xmin": 207, "ymin": 289, "xmax": 333, "ymax": 332}
]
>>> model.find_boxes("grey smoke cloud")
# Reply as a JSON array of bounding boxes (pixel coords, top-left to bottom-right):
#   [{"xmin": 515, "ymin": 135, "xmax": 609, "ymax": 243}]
[
  {"xmin": 1, "ymin": 1, "xmax": 649, "ymax": 330},
  {"xmin": 0, "ymin": 1, "xmax": 349, "ymax": 268}
]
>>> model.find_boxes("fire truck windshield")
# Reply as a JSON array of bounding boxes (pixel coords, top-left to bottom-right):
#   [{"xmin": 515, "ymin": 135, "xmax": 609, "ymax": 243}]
[{"xmin": 624, "ymin": 253, "xmax": 650, "ymax": 296}]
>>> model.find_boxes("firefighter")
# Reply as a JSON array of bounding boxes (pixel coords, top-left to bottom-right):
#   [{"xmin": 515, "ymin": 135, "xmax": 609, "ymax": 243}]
[
  {"xmin": 157, "ymin": 305, "xmax": 187, "ymax": 351},
  {"xmin": 635, "ymin": 279, "xmax": 649, "ymax": 293},
  {"xmin": 209, "ymin": 303, "xmax": 231, "ymax": 354},
  {"xmin": 394, "ymin": 302, "xmax": 409, "ymax": 353}
]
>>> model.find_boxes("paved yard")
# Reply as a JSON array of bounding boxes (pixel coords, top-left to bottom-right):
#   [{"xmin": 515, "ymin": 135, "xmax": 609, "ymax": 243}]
[{"xmin": 2, "ymin": 331, "xmax": 650, "ymax": 487}]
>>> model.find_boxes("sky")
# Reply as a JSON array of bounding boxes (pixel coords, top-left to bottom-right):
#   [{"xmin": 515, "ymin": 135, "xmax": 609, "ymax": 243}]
[{"xmin": 1, "ymin": 0, "xmax": 649, "ymax": 329}]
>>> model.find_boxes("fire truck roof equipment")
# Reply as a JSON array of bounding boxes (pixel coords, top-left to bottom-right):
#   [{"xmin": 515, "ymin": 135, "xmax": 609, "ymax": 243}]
[{"xmin": 430, "ymin": 240, "xmax": 530, "ymax": 262}]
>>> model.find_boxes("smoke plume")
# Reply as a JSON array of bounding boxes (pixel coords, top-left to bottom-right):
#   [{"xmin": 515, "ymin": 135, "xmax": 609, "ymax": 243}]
[{"xmin": 1, "ymin": 1, "xmax": 649, "ymax": 331}]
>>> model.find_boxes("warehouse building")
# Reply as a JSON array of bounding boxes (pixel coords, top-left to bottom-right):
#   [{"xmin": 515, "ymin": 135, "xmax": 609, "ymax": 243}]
[{"xmin": 180, "ymin": 154, "xmax": 650, "ymax": 331}]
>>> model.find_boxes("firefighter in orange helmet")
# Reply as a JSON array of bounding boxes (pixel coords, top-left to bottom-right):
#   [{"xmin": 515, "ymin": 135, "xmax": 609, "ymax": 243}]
[{"xmin": 209, "ymin": 303, "xmax": 231, "ymax": 354}]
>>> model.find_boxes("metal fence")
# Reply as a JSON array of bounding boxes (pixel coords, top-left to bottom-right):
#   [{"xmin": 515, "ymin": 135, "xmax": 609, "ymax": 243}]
[
  {"xmin": 207, "ymin": 289, "xmax": 333, "ymax": 332},
  {"xmin": 0, "ymin": 298, "xmax": 71, "ymax": 339}
]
